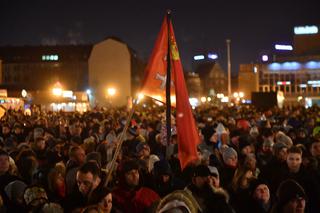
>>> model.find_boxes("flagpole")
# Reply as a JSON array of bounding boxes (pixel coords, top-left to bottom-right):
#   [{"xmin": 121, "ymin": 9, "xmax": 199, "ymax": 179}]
[
  {"xmin": 166, "ymin": 10, "xmax": 172, "ymax": 146},
  {"xmin": 104, "ymin": 99, "xmax": 137, "ymax": 187}
]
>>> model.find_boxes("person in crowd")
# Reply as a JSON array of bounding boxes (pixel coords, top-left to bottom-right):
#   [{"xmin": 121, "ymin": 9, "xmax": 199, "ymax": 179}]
[
  {"xmin": 185, "ymin": 164, "xmax": 233, "ymax": 213},
  {"xmin": 270, "ymin": 145, "xmax": 320, "ymax": 212},
  {"xmin": 112, "ymin": 160, "xmax": 160, "ymax": 213},
  {"xmin": 248, "ymin": 180, "xmax": 274, "ymax": 213},
  {"xmin": 229, "ymin": 165, "xmax": 256, "ymax": 213},
  {"xmin": 64, "ymin": 161, "xmax": 103, "ymax": 212},
  {"xmin": 65, "ymin": 145, "xmax": 86, "ymax": 194},
  {"xmin": 136, "ymin": 142, "xmax": 160, "ymax": 173},
  {"xmin": 88, "ymin": 187, "xmax": 113, "ymax": 213},
  {"xmin": 271, "ymin": 179, "xmax": 306, "ymax": 213},
  {"xmin": 220, "ymin": 146, "xmax": 238, "ymax": 188},
  {"xmin": 0, "ymin": 149, "xmax": 19, "ymax": 205}
]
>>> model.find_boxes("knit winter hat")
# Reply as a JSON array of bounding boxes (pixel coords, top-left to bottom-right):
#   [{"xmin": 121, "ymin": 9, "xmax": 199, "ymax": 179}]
[
  {"xmin": 276, "ymin": 132, "xmax": 293, "ymax": 147},
  {"xmin": 277, "ymin": 179, "xmax": 306, "ymax": 206},
  {"xmin": 122, "ymin": 160, "xmax": 139, "ymax": 174},
  {"xmin": 222, "ymin": 147, "xmax": 238, "ymax": 163},
  {"xmin": 5, "ymin": 180, "xmax": 27, "ymax": 202},
  {"xmin": 86, "ymin": 152, "xmax": 102, "ymax": 168}
]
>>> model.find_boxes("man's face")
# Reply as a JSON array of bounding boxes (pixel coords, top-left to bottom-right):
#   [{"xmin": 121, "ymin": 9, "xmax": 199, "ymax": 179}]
[
  {"xmin": 125, "ymin": 169, "xmax": 140, "ymax": 187},
  {"xmin": 75, "ymin": 148, "xmax": 86, "ymax": 165},
  {"xmin": 71, "ymin": 123, "xmax": 82, "ymax": 136},
  {"xmin": 0, "ymin": 155, "xmax": 9, "ymax": 174},
  {"xmin": 139, "ymin": 145, "xmax": 150, "ymax": 158},
  {"xmin": 253, "ymin": 184, "xmax": 270, "ymax": 204},
  {"xmin": 310, "ymin": 142, "xmax": 320, "ymax": 157},
  {"xmin": 283, "ymin": 197, "xmax": 306, "ymax": 213},
  {"xmin": 287, "ymin": 153, "xmax": 302, "ymax": 173},
  {"xmin": 2, "ymin": 126, "xmax": 10, "ymax": 135},
  {"xmin": 76, "ymin": 172, "xmax": 99, "ymax": 196},
  {"xmin": 36, "ymin": 139, "xmax": 46, "ymax": 150}
]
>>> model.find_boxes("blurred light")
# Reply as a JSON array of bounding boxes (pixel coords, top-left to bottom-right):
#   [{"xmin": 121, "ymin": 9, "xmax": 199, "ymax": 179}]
[
  {"xmin": 282, "ymin": 62, "xmax": 301, "ymax": 70},
  {"xmin": 262, "ymin": 55, "xmax": 268, "ymax": 62},
  {"xmin": 277, "ymin": 81, "xmax": 291, "ymax": 85},
  {"xmin": 305, "ymin": 61, "xmax": 320, "ymax": 69},
  {"xmin": 62, "ymin": 90, "xmax": 73, "ymax": 98},
  {"xmin": 207, "ymin": 97, "xmax": 212, "ymax": 102},
  {"xmin": 233, "ymin": 92, "xmax": 239, "ymax": 98},
  {"xmin": 137, "ymin": 93, "xmax": 144, "ymax": 100},
  {"xmin": 275, "ymin": 44, "xmax": 293, "ymax": 51},
  {"xmin": 208, "ymin": 53, "xmax": 218, "ymax": 60},
  {"xmin": 52, "ymin": 88, "xmax": 62, "ymax": 96},
  {"xmin": 194, "ymin": 55, "xmax": 205, "ymax": 60},
  {"xmin": 242, "ymin": 99, "xmax": 246, "ymax": 104},
  {"xmin": 294, "ymin": 25, "xmax": 318, "ymax": 35},
  {"xmin": 42, "ymin": 54, "xmax": 59, "ymax": 61},
  {"xmin": 239, "ymin": 92, "xmax": 244, "ymax": 98},
  {"xmin": 86, "ymin": 89, "xmax": 91, "ymax": 95},
  {"xmin": 21, "ymin": 89, "xmax": 27, "ymax": 98},
  {"xmin": 254, "ymin": 66, "xmax": 258, "ymax": 73},
  {"xmin": 189, "ymin": 98, "xmax": 199, "ymax": 107},
  {"xmin": 107, "ymin": 88, "xmax": 116, "ymax": 96},
  {"xmin": 221, "ymin": 97, "xmax": 229, "ymax": 103},
  {"xmin": 299, "ymin": 84, "xmax": 307, "ymax": 88},
  {"xmin": 217, "ymin": 93, "xmax": 224, "ymax": 98},
  {"xmin": 297, "ymin": 96, "xmax": 303, "ymax": 101},
  {"xmin": 268, "ymin": 62, "xmax": 302, "ymax": 71},
  {"xmin": 200, "ymin": 97, "xmax": 207, "ymax": 103},
  {"xmin": 307, "ymin": 80, "xmax": 320, "ymax": 85}
]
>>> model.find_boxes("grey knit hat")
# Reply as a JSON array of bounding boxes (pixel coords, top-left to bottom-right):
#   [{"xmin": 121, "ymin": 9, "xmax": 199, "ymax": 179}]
[{"xmin": 222, "ymin": 147, "xmax": 238, "ymax": 163}]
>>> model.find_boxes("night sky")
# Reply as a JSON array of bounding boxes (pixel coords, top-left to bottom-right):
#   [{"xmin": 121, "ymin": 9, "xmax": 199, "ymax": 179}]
[{"xmin": 1, "ymin": 0, "xmax": 319, "ymax": 74}]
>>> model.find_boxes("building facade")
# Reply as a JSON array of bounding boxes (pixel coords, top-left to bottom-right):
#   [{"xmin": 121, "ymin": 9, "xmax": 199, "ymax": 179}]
[
  {"xmin": 238, "ymin": 25, "xmax": 320, "ymax": 106},
  {"xmin": 0, "ymin": 38, "xmax": 145, "ymax": 107}
]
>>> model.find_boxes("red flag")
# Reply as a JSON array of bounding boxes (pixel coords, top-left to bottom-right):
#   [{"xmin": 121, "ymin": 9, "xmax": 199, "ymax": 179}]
[{"xmin": 140, "ymin": 14, "xmax": 200, "ymax": 170}]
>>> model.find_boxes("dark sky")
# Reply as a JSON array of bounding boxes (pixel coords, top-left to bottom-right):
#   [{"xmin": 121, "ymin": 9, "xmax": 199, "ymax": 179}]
[{"xmin": 1, "ymin": 0, "xmax": 319, "ymax": 74}]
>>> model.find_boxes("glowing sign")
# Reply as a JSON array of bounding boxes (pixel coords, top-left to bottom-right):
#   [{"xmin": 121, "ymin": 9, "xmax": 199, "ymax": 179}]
[
  {"xmin": 305, "ymin": 61, "xmax": 320, "ymax": 69},
  {"xmin": 307, "ymin": 80, "xmax": 320, "ymax": 85},
  {"xmin": 299, "ymin": 84, "xmax": 307, "ymax": 88},
  {"xmin": 294, "ymin": 25, "xmax": 318, "ymax": 35},
  {"xmin": 275, "ymin": 44, "xmax": 293, "ymax": 51},
  {"xmin": 208, "ymin": 53, "xmax": 218, "ymax": 60},
  {"xmin": 268, "ymin": 62, "xmax": 301, "ymax": 71},
  {"xmin": 277, "ymin": 81, "xmax": 291, "ymax": 85},
  {"xmin": 194, "ymin": 55, "xmax": 205, "ymax": 60}
]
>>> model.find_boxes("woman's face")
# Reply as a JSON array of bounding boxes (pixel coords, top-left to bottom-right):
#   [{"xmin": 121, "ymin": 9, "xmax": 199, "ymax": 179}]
[{"xmin": 99, "ymin": 193, "xmax": 112, "ymax": 213}]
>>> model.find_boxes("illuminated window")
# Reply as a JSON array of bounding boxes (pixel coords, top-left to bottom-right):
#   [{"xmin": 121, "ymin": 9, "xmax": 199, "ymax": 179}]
[{"xmin": 41, "ymin": 55, "xmax": 59, "ymax": 61}]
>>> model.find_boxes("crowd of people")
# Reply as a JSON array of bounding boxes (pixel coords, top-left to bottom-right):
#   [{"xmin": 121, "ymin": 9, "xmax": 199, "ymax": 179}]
[{"xmin": 0, "ymin": 104, "xmax": 320, "ymax": 213}]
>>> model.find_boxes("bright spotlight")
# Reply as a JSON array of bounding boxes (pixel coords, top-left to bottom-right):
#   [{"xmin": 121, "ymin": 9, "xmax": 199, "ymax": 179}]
[{"xmin": 107, "ymin": 88, "xmax": 116, "ymax": 96}]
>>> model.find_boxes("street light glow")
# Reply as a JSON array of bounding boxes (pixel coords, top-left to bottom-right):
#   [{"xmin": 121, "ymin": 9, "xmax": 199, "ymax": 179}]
[
  {"xmin": 107, "ymin": 88, "xmax": 116, "ymax": 96},
  {"xmin": 52, "ymin": 88, "xmax": 62, "ymax": 96},
  {"xmin": 137, "ymin": 93, "xmax": 144, "ymax": 100},
  {"xmin": 239, "ymin": 92, "xmax": 244, "ymax": 98}
]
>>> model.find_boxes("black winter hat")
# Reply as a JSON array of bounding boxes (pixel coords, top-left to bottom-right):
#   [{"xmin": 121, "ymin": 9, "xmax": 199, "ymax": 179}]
[
  {"xmin": 277, "ymin": 179, "xmax": 306, "ymax": 206},
  {"xmin": 122, "ymin": 160, "xmax": 139, "ymax": 174}
]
